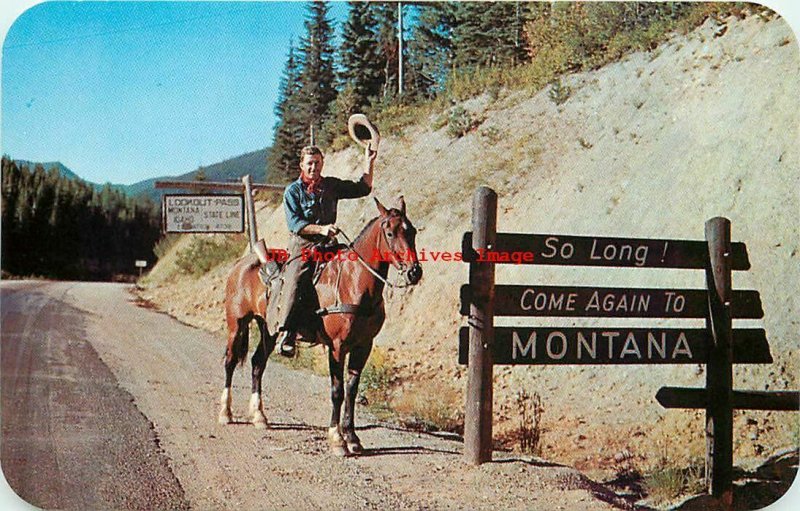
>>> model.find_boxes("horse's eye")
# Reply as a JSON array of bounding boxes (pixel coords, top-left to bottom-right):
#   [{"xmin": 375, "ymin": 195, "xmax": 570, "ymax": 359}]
[{"xmin": 386, "ymin": 231, "xmax": 394, "ymax": 238}]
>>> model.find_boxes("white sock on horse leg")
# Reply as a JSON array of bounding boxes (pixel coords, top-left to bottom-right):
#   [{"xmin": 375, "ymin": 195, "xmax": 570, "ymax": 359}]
[{"xmin": 218, "ymin": 387, "xmax": 233, "ymax": 424}]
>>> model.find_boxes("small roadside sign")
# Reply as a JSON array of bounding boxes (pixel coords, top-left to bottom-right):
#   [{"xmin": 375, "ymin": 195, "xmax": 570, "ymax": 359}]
[
  {"xmin": 162, "ymin": 194, "xmax": 245, "ymax": 233},
  {"xmin": 135, "ymin": 260, "xmax": 147, "ymax": 268}
]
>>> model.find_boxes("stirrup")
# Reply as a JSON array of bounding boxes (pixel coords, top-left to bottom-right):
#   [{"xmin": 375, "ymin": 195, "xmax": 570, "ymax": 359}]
[{"xmin": 277, "ymin": 331, "xmax": 296, "ymax": 358}]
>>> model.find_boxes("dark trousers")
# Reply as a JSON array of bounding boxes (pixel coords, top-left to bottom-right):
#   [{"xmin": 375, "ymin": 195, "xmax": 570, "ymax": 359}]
[{"xmin": 276, "ymin": 235, "xmax": 315, "ymax": 331}]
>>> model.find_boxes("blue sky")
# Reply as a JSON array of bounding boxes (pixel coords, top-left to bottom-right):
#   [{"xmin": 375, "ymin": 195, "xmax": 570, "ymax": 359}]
[
  {"xmin": 2, "ymin": 1, "xmax": 799, "ymax": 186},
  {"xmin": 1, "ymin": 1, "xmax": 349, "ymax": 185}
]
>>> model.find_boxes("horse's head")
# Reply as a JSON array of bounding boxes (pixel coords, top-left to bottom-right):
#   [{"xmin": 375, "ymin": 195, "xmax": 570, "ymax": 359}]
[{"xmin": 374, "ymin": 196, "xmax": 423, "ymax": 286}]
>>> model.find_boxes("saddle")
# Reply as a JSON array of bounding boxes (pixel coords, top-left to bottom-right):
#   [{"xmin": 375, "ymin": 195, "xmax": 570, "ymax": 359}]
[
  {"xmin": 256, "ymin": 241, "xmax": 344, "ymax": 288},
  {"xmin": 255, "ymin": 240, "xmax": 376, "ymax": 340}
]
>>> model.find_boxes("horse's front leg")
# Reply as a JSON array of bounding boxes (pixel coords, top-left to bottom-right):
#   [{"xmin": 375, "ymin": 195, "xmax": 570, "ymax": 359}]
[
  {"xmin": 248, "ymin": 317, "xmax": 274, "ymax": 429},
  {"xmin": 342, "ymin": 341, "xmax": 373, "ymax": 454},
  {"xmin": 327, "ymin": 345, "xmax": 348, "ymax": 457}
]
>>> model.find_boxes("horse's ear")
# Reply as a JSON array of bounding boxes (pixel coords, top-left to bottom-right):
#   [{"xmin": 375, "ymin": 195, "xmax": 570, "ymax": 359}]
[
  {"xmin": 397, "ymin": 195, "xmax": 406, "ymax": 216},
  {"xmin": 374, "ymin": 197, "xmax": 388, "ymax": 216}
]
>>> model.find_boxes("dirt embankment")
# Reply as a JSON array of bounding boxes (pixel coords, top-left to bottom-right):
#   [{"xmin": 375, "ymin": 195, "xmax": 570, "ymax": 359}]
[{"xmin": 141, "ymin": 14, "xmax": 799, "ymax": 482}]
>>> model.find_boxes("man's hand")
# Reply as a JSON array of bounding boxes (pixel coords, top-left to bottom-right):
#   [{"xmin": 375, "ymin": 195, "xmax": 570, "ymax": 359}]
[
  {"xmin": 321, "ymin": 224, "xmax": 340, "ymax": 238},
  {"xmin": 298, "ymin": 224, "xmax": 340, "ymax": 238},
  {"xmin": 366, "ymin": 145, "xmax": 378, "ymax": 163}
]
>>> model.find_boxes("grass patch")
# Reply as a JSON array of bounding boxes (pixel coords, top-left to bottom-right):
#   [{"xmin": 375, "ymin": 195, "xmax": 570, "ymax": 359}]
[
  {"xmin": 153, "ymin": 233, "xmax": 183, "ymax": 260},
  {"xmin": 174, "ymin": 234, "xmax": 247, "ymax": 277},
  {"xmin": 394, "ymin": 383, "xmax": 463, "ymax": 434},
  {"xmin": 358, "ymin": 346, "xmax": 396, "ymax": 420},
  {"xmin": 276, "ymin": 344, "xmax": 328, "ymax": 375},
  {"xmin": 644, "ymin": 459, "xmax": 705, "ymax": 505},
  {"xmin": 372, "ymin": 101, "xmax": 437, "ymax": 137}
]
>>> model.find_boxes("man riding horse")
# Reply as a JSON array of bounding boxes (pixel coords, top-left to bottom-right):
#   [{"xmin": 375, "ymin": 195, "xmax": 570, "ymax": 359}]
[{"xmin": 274, "ymin": 144, "xmax": 377, "ymax": 357}]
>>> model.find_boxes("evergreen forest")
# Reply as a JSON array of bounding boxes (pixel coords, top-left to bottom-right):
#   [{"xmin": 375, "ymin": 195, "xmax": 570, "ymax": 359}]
[
  {"xmin": 1, "ymin": 157, "xmax": 161, "ymax": 280},
  {"xmin": 268, "ymin": 1, "xmax": 763, "ymax": 183}
]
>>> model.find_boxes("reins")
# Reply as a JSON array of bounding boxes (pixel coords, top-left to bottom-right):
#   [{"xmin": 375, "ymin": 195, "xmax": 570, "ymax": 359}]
[{"xmin": 337, "ymin": 227, "xmax": 414, "ymax": 289}]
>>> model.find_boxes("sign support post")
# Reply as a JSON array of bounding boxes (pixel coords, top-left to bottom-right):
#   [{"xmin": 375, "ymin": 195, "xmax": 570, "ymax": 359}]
[
  {"xmin": 458, "ymin": 189, "xmax": 798, "ymax": 504},
  {"xmin": 705, "ymin": 217, "xmax": 734, "ymax": 506},
  {"xmin": 242, "ymin": 175, "xmax": 258, "ymax": 251},
  {"xmin": 464, "ymin": 186, "xmax": 497, "ymax": 465}
]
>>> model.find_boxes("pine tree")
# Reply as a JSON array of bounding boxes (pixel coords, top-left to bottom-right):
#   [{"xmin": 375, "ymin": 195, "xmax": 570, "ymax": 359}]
[
  {"xmin": 268, "ymin": 42, "xmax": 306, "ymax": 182},
  {"xmin": 339, "ymin": 1, "xmax": 383, "ymax": 110},
  {"xmin": 296, "ymin": 0, "xmax": 338, "ymax": 148},
  {"xmin": 407, "ymin": 2, "xmax": 458, "ymax": 96},
  {"xmin": 372, "ymin": 2, "xmax": 400, "ymax": 100},
  {"xmin": 451, "ymin": 2, "xmax": 531, "ymax": 69}
]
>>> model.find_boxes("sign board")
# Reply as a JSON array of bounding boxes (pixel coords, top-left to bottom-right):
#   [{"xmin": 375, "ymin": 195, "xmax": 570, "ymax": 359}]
[
  {"xmin": 162, "ymin": 194, "xmax": 244, "ymax": 233},
  {"xmin": 460, "ymin": 284, "xmax": 763, "ymax": 319},
  {"xmin": 461, "ymin": 232, "xmax": 750, "ymax": 269},
  {"xmin": 457, "ymin": 326, "xmax": 772, "ymax": 365},
  {"xmin": 135, "ymin": 260, "xmax": 147, "ymax": 268}
]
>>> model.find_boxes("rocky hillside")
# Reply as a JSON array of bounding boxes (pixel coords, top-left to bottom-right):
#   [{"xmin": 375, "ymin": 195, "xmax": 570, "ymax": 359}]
[{"xmin": 141, "ymin": 14, "xmax": 799, "ymax": 484}]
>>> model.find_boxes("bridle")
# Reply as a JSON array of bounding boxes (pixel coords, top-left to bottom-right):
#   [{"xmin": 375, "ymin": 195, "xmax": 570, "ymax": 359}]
[{"xmin": 337, "ymin": 218, "xmax": 418, "ymax": 289}]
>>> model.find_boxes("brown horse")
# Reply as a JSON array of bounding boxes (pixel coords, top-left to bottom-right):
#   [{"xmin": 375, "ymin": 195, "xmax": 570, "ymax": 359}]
[{"xmin": 219, "ymin": 197, "xmax": 422, "ymax": 456}]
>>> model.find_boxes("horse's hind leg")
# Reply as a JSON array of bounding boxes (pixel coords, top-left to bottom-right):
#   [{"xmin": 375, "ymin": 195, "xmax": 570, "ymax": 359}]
[
  {"xmin": 342, "ymin": 340, "xmax": 373, "ymax": 454},
  {"xmin": 327, "ymin": 346, "xmax": 348, "ymax": 457},
  {"xmin": 248, "ymin": 317, "xmax": 274, "ymax": 429},
  {"xmin": 219, "ymin": 316, "xmax": 250, "ymax": 424}
]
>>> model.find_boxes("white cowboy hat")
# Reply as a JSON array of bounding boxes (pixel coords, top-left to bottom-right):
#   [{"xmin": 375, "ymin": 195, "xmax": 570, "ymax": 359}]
[{"xmin": 347, "ymin": 114, "xmax": 381, "ymax": 151}]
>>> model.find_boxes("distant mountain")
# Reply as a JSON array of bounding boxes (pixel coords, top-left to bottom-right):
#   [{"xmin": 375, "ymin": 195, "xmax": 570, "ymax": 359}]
[
  {"xmin": 12, "ymin": 159, "xmax": 129, "ymax": 193},
  {"xmin": 13, "ymin": 160, "xmax": 85, "ymax": 182},
  {"xmin": 13, "ymin": 148, "xmax": 271, "ymax": 204},
  {"xmin": 124, "ymin": 147, "xmax": 270, "ymax": 202}
]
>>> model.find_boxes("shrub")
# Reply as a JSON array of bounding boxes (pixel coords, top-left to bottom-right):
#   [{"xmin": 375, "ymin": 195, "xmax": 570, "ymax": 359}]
[
  {"xmin": 479, "ymin": 125, "xmax": 503, "ymax": 145},
  {"xmin": 515, "ymin": 390, "xmax": 545, "ymax": 455},
  {"xmin": 174, "ymin": 235, "xmax": 247, "ymax": 277},
  {"xmin": 548, "ymin": 79, "xmax": 572, "ymax": 105},
  {"xmin": 446, "ymin": 106, "xmax": 482, "ymax": 138}
]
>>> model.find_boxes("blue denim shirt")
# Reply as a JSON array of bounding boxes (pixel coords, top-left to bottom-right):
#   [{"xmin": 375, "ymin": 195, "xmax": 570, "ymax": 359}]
[{"xmin": 283, "ymin": 176, "xmax": 370, "ymax": 240}]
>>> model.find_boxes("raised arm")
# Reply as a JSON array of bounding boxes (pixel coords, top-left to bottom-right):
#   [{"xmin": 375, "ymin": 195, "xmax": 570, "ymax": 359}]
[{"xmin": 362, "ymin": 145, "xmax": 377, "ymax": 189}]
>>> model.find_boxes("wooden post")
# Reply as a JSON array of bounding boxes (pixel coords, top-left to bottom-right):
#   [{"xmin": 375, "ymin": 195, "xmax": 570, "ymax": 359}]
[
  {"xmin": 242, "ymin": 175, "xmax": 258, "ymax": 252},
  {"xmin": 705, "ymin": 217, "xmax": 734, "ymax": 506},
  {"xmin": 464, "ymin": 186, "xmax": 497, "ymax": 465}
]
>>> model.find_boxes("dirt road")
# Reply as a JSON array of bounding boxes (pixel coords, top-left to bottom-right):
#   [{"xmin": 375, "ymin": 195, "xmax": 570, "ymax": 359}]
[{"xmin": 1, "ymin": 281, "xmax": 630, "ymax": 510}]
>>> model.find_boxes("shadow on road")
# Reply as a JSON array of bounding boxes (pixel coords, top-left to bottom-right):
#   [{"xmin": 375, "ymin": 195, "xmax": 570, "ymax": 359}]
[
  {"xmin": 358, "ymin": 445, "xmax": 460, "ymax": 457},
  {"xmin": 267, "ymin": 421, "xmax": 325, "ymax": 432}
]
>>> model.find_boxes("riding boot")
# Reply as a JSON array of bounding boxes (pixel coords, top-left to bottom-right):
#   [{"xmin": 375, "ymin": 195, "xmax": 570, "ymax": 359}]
[{"xmin": 276, "ymin": 330, "xmax": 296, "ymax": 358}]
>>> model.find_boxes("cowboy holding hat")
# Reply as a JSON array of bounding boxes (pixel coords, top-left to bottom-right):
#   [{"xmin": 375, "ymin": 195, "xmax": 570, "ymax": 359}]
[{"xmin": 274, "ymin": 115, "xmax": 380, "ymax": 356}]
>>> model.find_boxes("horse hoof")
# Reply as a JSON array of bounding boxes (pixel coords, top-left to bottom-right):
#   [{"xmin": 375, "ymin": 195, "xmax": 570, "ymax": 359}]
[
  {"xmin": 252, "ymin": 415, "xmax": 268, "ymax": 429},
  {"xmin": 347, "ymin": 442, "xmax": 363, "ymax": 455},
  {"xmin": 331, "ymin": 444, "xmax": 350, "ymax": 457},
  {"xmin": 218, "ymin": 413, "xmax": 232, "ymax": 425}
]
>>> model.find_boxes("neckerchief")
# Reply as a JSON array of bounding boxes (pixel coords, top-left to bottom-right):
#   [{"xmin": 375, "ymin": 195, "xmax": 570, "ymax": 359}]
[{"xmin": 300, "ymin": 173, "xmax": 322, "ymax": 195}]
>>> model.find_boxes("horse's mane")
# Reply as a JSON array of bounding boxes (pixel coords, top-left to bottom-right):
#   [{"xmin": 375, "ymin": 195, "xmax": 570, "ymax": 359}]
[{"xmin": 352, "ymin": 215, "xmax": 381, "ymax": 245}]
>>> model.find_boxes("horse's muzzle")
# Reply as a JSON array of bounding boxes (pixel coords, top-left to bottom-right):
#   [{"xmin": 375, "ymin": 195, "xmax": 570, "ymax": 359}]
[{"xmin": 406, "ymin": 263, "xmax": 423, "ymax": 285}]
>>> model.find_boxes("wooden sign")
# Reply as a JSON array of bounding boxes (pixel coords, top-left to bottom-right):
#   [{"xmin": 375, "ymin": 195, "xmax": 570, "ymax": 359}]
[
  {"xmin": 656, "ymin": 387, "xmax": 800, "ymax": 412},
  {"xmin": 162, "ymin": 194, "xmax": 244, "ymax": 233},
  {"xmin": 457, "ymin": 326, "xmax": 772, "ymax": 365},
  {"xmin": 460, "ymin": 284, "xmax": 763, "ymax": 318},
  {"xmin": 461, "ymin": 232, "xmax": 750, "ymax": 270}
]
